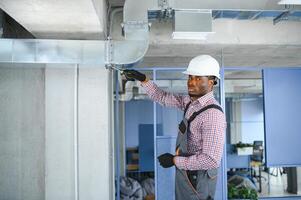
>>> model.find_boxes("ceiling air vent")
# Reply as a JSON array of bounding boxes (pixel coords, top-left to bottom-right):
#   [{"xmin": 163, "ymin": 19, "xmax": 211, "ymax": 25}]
[{"xmin": 172, "ymin": 9, "xmax": 214, "ymax": 40}]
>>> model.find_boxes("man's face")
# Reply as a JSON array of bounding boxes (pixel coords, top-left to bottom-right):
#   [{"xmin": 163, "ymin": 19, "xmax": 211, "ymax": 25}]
[{"xmin": 187, "ymin": 75, "xmax": 214, "ymax": 99}]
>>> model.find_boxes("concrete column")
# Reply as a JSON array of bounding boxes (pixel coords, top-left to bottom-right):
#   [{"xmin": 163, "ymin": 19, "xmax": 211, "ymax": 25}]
[
  {"xmin": 45, "ymin": 66, "xmax": 76, "ymax": 200},
  {"xmin": 0, "ymin": 65, "xmax": 45, "ymax": 200},
  {"xmin": 45, "ymin": 65, "xmax": 114, "ymax": 200},
  {"xmin": 1, "ymin": 64, "xmax": 113, "ymax": 200},
  {"xmin": 78, "ymin": 66, "xmax": 114, "ymax": 200}
]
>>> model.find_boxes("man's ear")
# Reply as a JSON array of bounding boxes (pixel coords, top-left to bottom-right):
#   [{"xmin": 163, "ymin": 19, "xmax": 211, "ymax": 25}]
[{"xmin": 208, "ymin": 79, "xmax": 215, "ymax": 87}]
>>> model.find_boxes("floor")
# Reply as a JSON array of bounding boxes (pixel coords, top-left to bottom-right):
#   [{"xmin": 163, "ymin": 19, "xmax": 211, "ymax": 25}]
[{"xmin": 256, "ymin": 168, "xmax": 301, "ymax": 198}]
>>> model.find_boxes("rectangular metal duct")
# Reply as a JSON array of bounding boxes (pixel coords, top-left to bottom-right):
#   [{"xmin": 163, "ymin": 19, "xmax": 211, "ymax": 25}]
[
  {"xmin": 172, "ymin": 9, "xmax": 213, "ymax": 40},
  {"xmin": 0, "ymin": 39, "xmax": 106, "ymax": 64}
]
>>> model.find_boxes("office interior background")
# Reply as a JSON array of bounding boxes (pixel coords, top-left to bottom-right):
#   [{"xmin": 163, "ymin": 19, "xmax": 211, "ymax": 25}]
[{"xmin": 1, "ymin": 0, "xmax": 301, "ymax": 199}]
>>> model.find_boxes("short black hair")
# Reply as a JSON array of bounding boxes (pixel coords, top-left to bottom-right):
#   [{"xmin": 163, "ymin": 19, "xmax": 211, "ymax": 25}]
[{"xmin": 208, "ymin": 76, "xmax": 217, "ymax": 85}]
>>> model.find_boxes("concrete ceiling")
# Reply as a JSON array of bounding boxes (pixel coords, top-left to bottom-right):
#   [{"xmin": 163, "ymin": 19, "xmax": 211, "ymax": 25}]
[
  {"xmin": 0, "ymin": 0, "xmax": 106, "ymax": 39},
  {"xmin": 107, "ymin": 8, "xmax": 301, "ymax": 67},
  {"xmin": 137, "ymin": 43, "xmax": 301, "ymax": 68},
  {"xmin": 0, "ymin": 0, "xmax": 301, "ymax": 67},
  {"xmin": 137, "ymin": 18, "xmax": 301, "ymax": 68}
]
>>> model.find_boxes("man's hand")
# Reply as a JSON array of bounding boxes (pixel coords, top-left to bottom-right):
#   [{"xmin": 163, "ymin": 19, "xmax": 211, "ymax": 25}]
[
  {"xmin": 122, "ymin": 69, "xmax": 146, "ymax": 82},
  {"xmin": 157, "ymin": 153, "xmax": 175, "ymax": 168}
]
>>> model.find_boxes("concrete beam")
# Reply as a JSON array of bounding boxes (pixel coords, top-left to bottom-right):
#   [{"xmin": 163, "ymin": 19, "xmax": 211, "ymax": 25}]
[
  {"xmin": 0, "ymin": 0, "xmax": 106, "ymax": 39},
  {"xmin": 138, "ymin": 44, "xmax": 301, "ymax": 68}
]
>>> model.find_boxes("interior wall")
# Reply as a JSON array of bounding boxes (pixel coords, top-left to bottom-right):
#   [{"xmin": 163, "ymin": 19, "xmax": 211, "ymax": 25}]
[
  {"xmin": 124, "ymin": 99, "xmax": 183, "ymax": 146},
  {"xmin": 125, "ymin": 100, "xmax": 157, "ymax": 147},
  {"xmin": 125, "ymin": 99, "xmax": 185, "ymax": 147},
  {"xmin": 161, "ymin": 106, "xmax": 182, "ymax": 136},
  {"xmin": 229, "ymin": 98, "xmax": 264, "ymax": 144},
  {"xmin": 0, "ymin": 64, "xmax": 113, "ymax": 200},
  {"xmin": 0, "ymin": 65, "xmax": 45, "ymax": 200},
  {"xmin": 241, "ymin": 98, "xmax": 264, "ymax": 144}
]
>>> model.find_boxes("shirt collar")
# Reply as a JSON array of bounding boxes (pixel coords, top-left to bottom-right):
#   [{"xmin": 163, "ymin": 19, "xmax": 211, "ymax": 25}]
[{"xmin": 190, "ymin": 91, "xmax": 214, "ymax": 107}]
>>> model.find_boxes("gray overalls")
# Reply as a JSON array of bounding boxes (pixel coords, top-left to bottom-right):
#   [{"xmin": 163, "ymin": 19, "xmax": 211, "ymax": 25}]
[{"xmin": 175, "ymin": 103, "xmax": 223, "ymax": 200}]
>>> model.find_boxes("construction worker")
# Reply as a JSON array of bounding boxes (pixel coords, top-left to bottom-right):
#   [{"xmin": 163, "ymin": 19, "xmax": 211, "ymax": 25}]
[{"xmin": 123, "ymin": 55, "xmax": 226, "ymax": 200}]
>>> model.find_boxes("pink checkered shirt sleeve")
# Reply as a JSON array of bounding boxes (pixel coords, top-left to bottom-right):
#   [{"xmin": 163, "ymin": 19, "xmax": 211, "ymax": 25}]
[
  {"xmin": 141, "ymin": 80, "xmax": 188, "ymax": 110},
  {"xmin": 174, "ymin": 109, "xmax": 226, "ymax": 170}
]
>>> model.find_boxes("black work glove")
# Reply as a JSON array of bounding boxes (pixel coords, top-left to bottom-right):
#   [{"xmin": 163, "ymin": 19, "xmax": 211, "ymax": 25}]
[
  {"xmin": 122, "ymin": 69, "xmax": 146, "ymax": 82},
  {"xmin": 157, "ymin": 153, "xmax": 175, "ymax": 168}
]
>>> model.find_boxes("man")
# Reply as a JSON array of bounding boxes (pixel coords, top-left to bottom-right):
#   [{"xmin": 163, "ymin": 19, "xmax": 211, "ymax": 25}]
[{"xmin": 123, "ymin": 55, "xmax": 226, "ymax": 200}]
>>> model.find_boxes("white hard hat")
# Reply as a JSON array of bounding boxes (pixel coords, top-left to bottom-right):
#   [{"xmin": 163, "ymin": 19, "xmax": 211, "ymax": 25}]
[{"xmin": 183, "ymin": 55, "xmax": 220, "ymax": 79}]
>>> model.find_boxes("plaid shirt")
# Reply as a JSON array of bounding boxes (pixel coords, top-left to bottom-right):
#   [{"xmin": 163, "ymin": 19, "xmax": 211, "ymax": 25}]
[{"xmin": 141, "ymin": 81, "xmax": 226, "ymax": 170}]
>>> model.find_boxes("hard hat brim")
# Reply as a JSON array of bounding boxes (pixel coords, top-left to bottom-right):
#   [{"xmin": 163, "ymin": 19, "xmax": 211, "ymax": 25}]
[{"xmin": 182, "ymin": 70, "xmax": 220, "ymax": 79}]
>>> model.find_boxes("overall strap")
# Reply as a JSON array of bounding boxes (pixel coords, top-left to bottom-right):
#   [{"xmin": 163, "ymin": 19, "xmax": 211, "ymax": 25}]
[
  {"xmin": 183, "ymin": 101, "xmax": 192, "ymax": 116},
  {"xmin": 187, "ymin": 104, "xmax": 223, "ymax": 124}
]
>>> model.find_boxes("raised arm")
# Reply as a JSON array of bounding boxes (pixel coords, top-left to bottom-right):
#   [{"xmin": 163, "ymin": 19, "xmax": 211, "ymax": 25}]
[{"xmin": 123, "ymin": 69, "xmax": 189, "ymax": 110}]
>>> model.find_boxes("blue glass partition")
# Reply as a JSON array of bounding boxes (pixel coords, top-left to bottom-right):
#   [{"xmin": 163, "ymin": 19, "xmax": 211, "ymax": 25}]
[{"xmin": 263, "ymin": 68, "xmax": 301, "ymax": 167}]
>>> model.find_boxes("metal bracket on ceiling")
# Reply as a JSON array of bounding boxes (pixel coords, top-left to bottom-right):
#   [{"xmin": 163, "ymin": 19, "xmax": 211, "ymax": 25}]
[
  {"xmin": 158, "ymin": 0, "xmax": 173, "ymax": 21},
  {"xmin": 158, "ymin": 0, "xmax": 169, "ymax": 10},
  {"xmin": 273, "ymin": 4, "xmax": 296, "ymax": 24},
  {"xmin": 105, "ymin": 36, "xmax": 113, "ymax": 65},
  {"xmin": 273, "ymin": 10, "xmax": 291, "ymax": 24},
  {"xmin": 249, "ymin": 11, "xmax": 262, "ymax": 20},
  {"xmin": 212, "ymin": 11, "xmax": 221, "ymax": 19}
]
